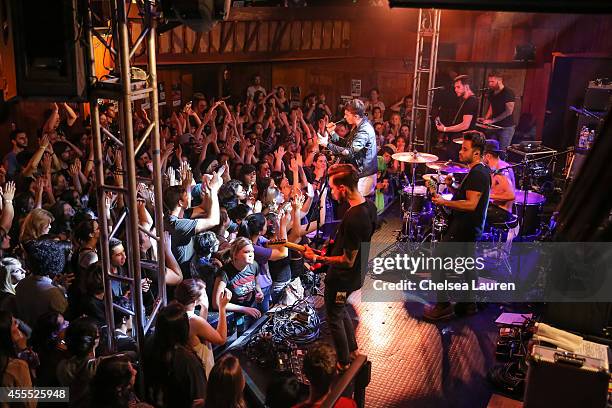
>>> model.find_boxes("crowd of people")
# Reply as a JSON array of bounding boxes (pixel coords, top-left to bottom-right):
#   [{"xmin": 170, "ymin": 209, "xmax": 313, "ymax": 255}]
[{"xmin": 0, "ymin": 79, "xmax": 413, "ymax": 407}]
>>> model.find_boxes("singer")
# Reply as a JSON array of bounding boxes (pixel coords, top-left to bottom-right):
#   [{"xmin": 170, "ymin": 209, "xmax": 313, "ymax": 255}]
[{"xmin": 319, "ymin": 99, "xmax": 378, "ymax": 197}]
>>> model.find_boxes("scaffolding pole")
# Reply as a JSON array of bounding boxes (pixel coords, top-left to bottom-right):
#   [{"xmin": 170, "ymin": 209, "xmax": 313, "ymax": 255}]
[
  {"xmin": 410, "ymin": 9, "xmax": 441, "ymax": 152},
  {"xmin": 85, "ymin": 0, "xmax": 166, "ymax": 361}
]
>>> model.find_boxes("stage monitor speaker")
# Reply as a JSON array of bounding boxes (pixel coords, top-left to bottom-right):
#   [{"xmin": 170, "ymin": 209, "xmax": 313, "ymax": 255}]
[{"xmin": 9, "ymin": 0, "xmax": 88, "ymax": 101}]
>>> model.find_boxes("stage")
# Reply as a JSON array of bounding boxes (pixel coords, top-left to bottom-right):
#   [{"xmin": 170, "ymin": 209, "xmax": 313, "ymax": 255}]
[{"xmin": 353, "ymin": 202, "xmax": 511, "ymax": 408}]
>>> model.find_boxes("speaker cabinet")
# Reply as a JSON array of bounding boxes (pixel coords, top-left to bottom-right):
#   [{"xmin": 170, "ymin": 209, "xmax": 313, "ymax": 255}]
[{"xmin": 9, "ymin": 0, "xmax": 88, "ymax": 101}]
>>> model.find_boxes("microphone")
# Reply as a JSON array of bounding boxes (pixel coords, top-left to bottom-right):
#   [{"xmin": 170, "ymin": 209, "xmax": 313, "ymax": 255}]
[
  {"xmin": 428, "ymin": 86, "xmax": 445, "ymax": 91},
  {"xmin": 479, "ymin": 87, "xmax": 491, "ymax": 92},
  {"xmin": 331, "ymin": 119, "xmax": 347, "ymax": 127}
]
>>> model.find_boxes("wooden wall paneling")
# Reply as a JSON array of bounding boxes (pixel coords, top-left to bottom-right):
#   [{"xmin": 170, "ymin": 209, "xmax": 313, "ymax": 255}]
[
  {"xmin": 312, "ymin": 21, "xmax": 322, "ymax": 51},
  {"xmin": 523, "ymin": 62, "xmax": 551, "ymax": 140},
  {"xmin": 158, "ymin": 31, "xmax": 170, "ymax": 54},
  {"xmin": 302, "ymin": 21, "xmax": 312, "ymax": 50},
  {"xmin": 496, "ymin": 26, "xmax": 515, "ymax": 62}
]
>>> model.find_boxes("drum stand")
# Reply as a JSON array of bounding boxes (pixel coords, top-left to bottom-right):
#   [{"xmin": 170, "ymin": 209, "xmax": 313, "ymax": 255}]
[{"xmin": 399, "ymin": 161, "xmax": 419, "ymax": 242}]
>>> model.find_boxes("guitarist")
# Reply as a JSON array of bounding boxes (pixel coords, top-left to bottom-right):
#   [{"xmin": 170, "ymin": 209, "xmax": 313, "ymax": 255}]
[
  {"xmin": 303, "ymin": 164, "xmax": 377, "ymax": 371},
  {"xmin": 434, "ymin": 75, "xmax": 479, "ymax": 161},
  {"xmin": 424, "ymin": 131, "xmax": 491, "ymax": 321}
]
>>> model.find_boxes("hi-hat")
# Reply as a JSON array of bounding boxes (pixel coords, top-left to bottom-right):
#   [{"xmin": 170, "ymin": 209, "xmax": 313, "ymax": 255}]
[
  {"xmin": 392, "ymin": 151, "xmax": 439, "ymax": 164},
  {"xmin": 426, "ymin": 161, "xmax": 469, "ymax": 173}
]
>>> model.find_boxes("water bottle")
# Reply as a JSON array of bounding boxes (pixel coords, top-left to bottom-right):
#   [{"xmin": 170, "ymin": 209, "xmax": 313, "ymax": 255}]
[
  {"xmin": 587, "ymin": 129, "xmax": 595, "ymax": 149},
  {"xmin": 578, "ymin": 127, "xmax": 587, "ymax": 149}
]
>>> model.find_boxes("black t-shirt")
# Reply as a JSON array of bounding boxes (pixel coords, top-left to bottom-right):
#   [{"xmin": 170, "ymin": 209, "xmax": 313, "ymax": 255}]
[
  {"xmin": 445, "ymin": 163, "xmax": 491, "ymax": 241},
  {"xmin": 487, "ymin": 87, "xmax": 515, "ymax": 127},
  {"xmin": 453, "ymin": 96, "xmax": 479, "ymax": 131},
  {"xmin": 325, "ymin": 200, "xmax": 377, "ymax": 292},
  {"xmin": 269, "ymin": 256, "xmax": 292, "ymax": 284}
]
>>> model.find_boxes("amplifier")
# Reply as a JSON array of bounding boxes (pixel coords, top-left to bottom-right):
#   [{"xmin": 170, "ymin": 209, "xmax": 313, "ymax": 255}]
[
  {"xmin": 523, "ymin": 345, "xmax": 610, "ymax": 408},
  {"xmin": 507, "ymin": 144, "xmax": 557, "ymax": 162},
  {"xmin": 585, "ymin": 81, "xmax": 612, "ymax": 112}
]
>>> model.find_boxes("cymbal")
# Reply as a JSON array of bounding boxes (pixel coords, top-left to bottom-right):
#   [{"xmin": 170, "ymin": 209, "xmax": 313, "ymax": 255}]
[
  {"xmin": 452, "ymin": 136, "xmax": 464, "ymax": 144},
  {"xmin": 392, "ymin": 151, "xmax": 439, "ymax": 164},
  {"xmin": 426, "ymin": 161, "xmax": 469, "ymax": 173}
]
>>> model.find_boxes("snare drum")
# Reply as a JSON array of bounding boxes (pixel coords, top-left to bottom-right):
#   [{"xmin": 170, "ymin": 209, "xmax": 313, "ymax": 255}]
[
  {"xmin": 401, "ymin": 185, "xmax": 428, "ymax": 213},
  {"xmin": 513, "ymin": 190, "xmax": 546, "ymax": 236}
]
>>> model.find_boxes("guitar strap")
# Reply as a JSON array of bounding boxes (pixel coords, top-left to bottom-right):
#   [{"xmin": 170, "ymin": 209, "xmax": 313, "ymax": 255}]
[{"xmin": 452, "ymin": 98, "xmax": 468, "ymax": 126}]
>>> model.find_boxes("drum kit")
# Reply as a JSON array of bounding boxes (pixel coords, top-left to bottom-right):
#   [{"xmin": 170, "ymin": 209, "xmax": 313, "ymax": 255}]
[{"xmin": 392, "ymin": 150, "xmax": 469, "ymax": 242}]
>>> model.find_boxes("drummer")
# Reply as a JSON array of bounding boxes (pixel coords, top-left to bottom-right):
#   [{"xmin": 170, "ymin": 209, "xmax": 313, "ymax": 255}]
[{"xmin": 483, "ymin": 139, "xmax": 516, "ymax": 214}]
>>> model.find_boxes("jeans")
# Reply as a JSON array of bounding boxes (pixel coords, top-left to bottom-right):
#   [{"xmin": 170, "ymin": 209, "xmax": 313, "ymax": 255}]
[
  {"xmin": 271, "ymin": 280, "xmax": 290, "ymax": 304},
  {"xmin": 257, "ymin": 285, "xmax": 272, "ymax": 314},
  {"xmin": 324, "ymin": 287, "xmax": 358, "ymax": 365},
  {"xmin": 492, "ymin": 125, "xmax": 516, "ymax": 157}
]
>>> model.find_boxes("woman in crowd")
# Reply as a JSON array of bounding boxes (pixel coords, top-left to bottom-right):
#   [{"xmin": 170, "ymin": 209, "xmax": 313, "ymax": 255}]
[
  {"xmin": 213, "ymin": 237, "xmax": 262, "ymax": 324},
  {"xmin": 88, "ymin": 354, "xmax": 152, "ymax": 408},
  {"xmin": 174, "ymin": 278, "xmax": 231, "ymax": 378},
  {"xmin": 144, "ymin": 302, "xmax": 207, "ymax": 408},
  {"xmin": 0, "ymin": 311, "xmax": 33, "ymax": 397},
  {"xmin": 0, "ymin": 258, "xmax": 25, "ymax": 313},
  {"xmin": 19, "ymin": 208, "xmax": 54, "ymax": 243},
  {"xmin": 237, "ymin": 212, "xmax": 290, "ymax": 312},
  {"xmin": 204, "ymin": 354, "xmax": 247, "ymax": 408}
]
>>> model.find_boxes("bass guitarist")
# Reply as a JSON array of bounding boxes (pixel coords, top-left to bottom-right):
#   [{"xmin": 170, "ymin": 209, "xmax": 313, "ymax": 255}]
[{"xmin": 433, "ymin": 75, "xmax": 479, "ymax": 161}]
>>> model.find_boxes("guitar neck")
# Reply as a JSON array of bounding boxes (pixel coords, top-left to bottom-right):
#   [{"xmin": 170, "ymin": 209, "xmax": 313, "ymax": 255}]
[{"xmin": 267, "ymin": 241, "xmax": 307, "ymax": 252}]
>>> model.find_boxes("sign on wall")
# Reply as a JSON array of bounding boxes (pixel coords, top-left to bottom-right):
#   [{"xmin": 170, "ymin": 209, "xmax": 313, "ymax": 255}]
[{"xmin": 351, "ymin": 79, "xmax": 361, "ymax": 97}]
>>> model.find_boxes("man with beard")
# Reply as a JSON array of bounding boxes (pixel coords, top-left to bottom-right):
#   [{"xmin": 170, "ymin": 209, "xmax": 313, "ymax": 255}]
[
  {"xmin": 424, "ymin": 131, "xmax": 490, "ymax": 321},
  {"xmin": 4, "ymin": 130, "xmax": 28, "ymax": 179},
  {"xmin": 303, "ymin": 164, "xmax": 377, "ymax": 371},
  {"xmin": 434, "ymin": 75, "xmax": 479, "ymax": 161},
  {"xmin": 482, "ymin": 72, "xmax": 516, "ymax": 154}
]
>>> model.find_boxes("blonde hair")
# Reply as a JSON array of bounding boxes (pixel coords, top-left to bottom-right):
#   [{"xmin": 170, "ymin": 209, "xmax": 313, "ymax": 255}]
[
  {"xmin": 0, "ymin": 257, "xmax": 21, "ymax": 295},
  {"xmin": 20, "ymin": 208, "xmax": 55, "ymax": 243},
  {"xmin": 230, "ymin": 237, "xmax": 253, "ymax": 262}
]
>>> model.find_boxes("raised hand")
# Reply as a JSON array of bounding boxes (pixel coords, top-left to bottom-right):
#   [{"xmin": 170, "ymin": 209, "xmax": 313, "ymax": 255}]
[
  {"xmin": 290, "ymin": 157, "xmax": 298, "ymax": 173},
  {"xmin": 167, "ymin": 167, "xmax": 177, "ymax": 186},
  {"xmin": 209, "ymin": 165, "xmax": 226, "ymax": 192},
  {"xmin": 274, "ymin": 145, "xmax": 286, "ymax": 160},
  {"xmin": 2, "ymin": 181, "xmax": 15, "ymax": 201}
]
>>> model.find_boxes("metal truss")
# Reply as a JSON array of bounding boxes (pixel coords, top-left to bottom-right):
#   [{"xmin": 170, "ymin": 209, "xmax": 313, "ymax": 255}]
[
  {"xmin": 409, "ymin": 9, "xmax": 441, "ymax": 152},
  {"xmin": 84, "ymin": 0, "xmax": 166, "ymax": 355}
]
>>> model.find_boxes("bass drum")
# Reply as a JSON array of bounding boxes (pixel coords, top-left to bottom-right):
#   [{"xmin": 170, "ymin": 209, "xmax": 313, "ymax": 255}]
[{"xmin": 513, "ymin": 190, "xmax": 545, "ymax": 236}]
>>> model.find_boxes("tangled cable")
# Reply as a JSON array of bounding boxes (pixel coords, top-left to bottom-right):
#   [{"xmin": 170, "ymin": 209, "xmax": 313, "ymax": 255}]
[{"xmin": 261, "ymin": 297, "xmax": 321, "ymax": 345}]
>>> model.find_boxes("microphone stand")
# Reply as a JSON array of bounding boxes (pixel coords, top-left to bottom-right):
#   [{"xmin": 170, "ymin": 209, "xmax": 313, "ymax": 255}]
[{"xmin": 491, "ymin": 147, "xmax": 574, "ymax": 239}]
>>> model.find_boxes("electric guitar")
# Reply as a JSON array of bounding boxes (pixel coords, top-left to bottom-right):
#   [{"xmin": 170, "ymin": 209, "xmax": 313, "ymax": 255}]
[
  {"xmin": 425, "ymin": 178, "xmax": 452, "ymax": 220},
  {"xmin": 266, "ymin": 239, "xmax": 332, "ymax": 273}
]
